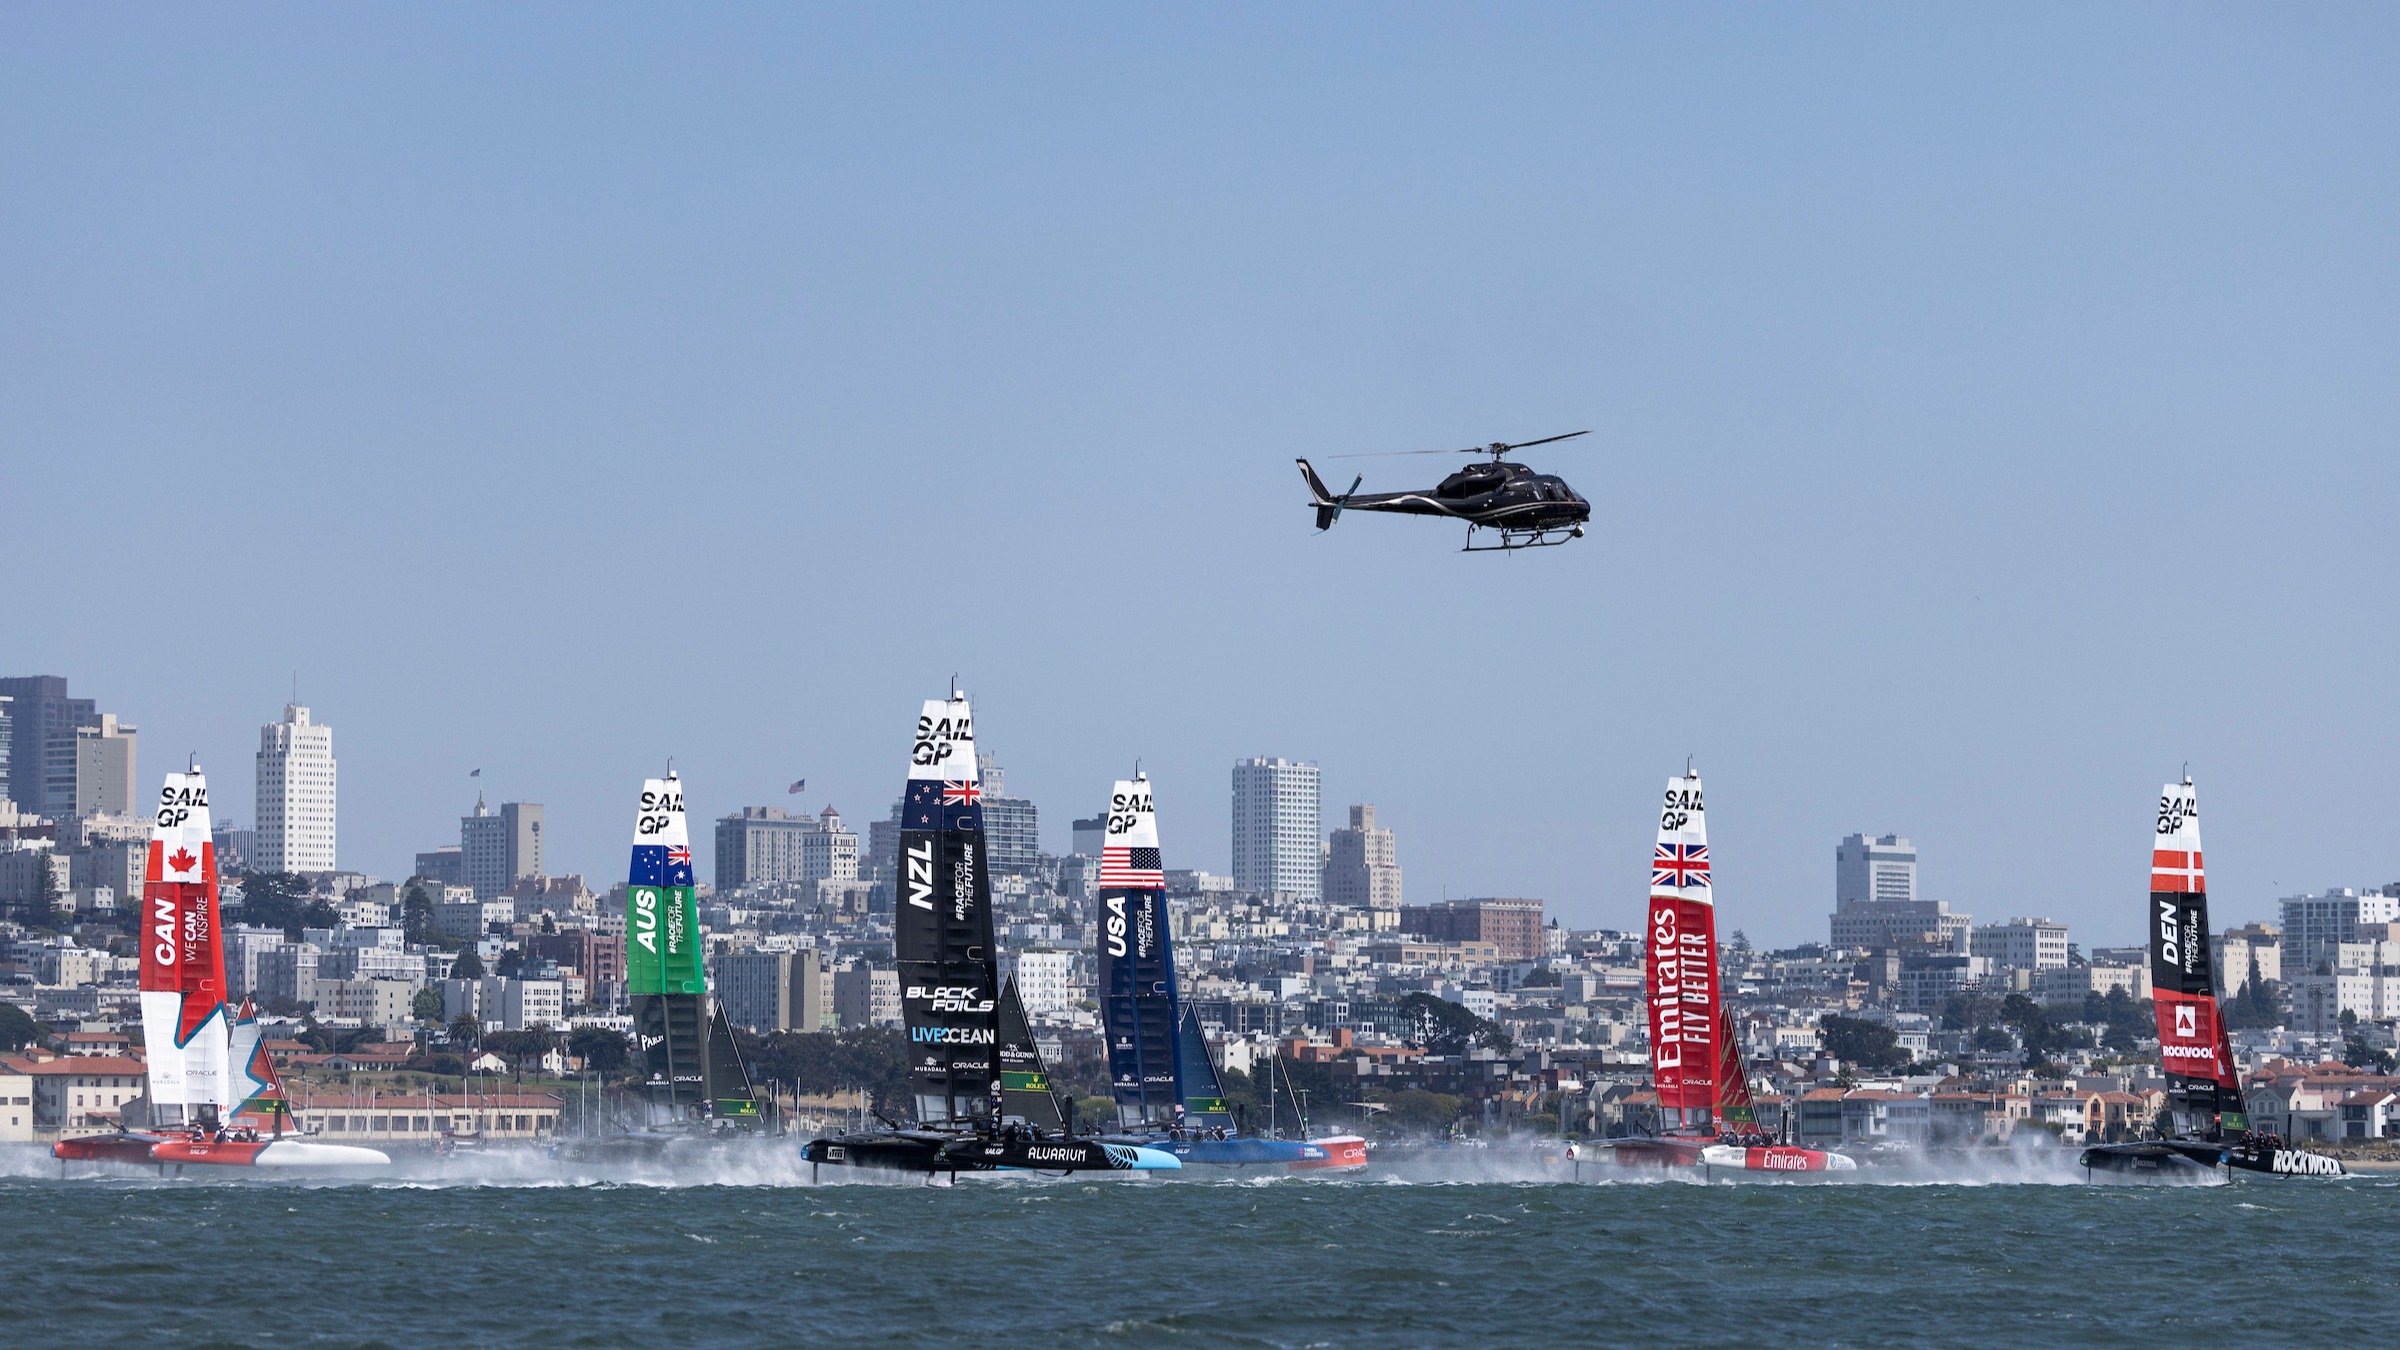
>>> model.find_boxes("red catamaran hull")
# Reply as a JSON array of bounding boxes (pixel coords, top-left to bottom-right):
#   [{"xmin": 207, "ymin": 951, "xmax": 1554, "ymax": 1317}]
[
  {"xmin": 1289, "ymin": 1135, "xmax": 1368, "ymax": 1171},
  {"xmin": 52, "ymin": 1133, "xmax": 169, "ymax": 1164}
]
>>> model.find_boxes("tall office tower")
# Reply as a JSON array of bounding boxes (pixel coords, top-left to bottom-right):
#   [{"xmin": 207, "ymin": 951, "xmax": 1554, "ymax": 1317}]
[
  {"xmin": 254, "ymin": 704, "xmax": 336, "ymax": 873},
  {"xmin": 0, "ymin": 676, "xmax": 98, "ymax": 819},
  {"xmin": 1322, "ymin": 803, "xmax": 1402, "ymax": 909},
  {"xmin": 0, "ymin": 695, "xmax": 12, "ymax": 808},
  {"xmin": 71, "ymin": 714, "xmax": 138, "ymax": 819},
  {"xmin": 1231, "ymin": 756, "xmax": 1321, "ymax": 901},
  {"xmin": 1836, "ymin": 833, "xmax": 1919, "ymax": 907},
  {"xmin": 975, "ymin": 753, "xmax": 1040, "ymax": 876},
  {"xmin": 461, "ymin": 798, "xmax": 544, "ymax": 899}
]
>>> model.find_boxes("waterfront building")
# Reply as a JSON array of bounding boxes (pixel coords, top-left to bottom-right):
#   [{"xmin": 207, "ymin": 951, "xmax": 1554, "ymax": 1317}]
[
  {"xmin": 254, "ymin": 704, "xmax": 336, "ymax": 873},
  {"xmin": 461, "ymin": 799, "xmax": 542, "ymax": 900},
  {"xmin": 1323, "ymin": 803, "xmax": 1402, "ymax": 910},
  {"xmin": 1970, "ymin": 918, "xmax": 2070, "ymax": 971},
  {"xmin": 1232, "ymin": 756, "xmax": 1320, "ymax": 901}
]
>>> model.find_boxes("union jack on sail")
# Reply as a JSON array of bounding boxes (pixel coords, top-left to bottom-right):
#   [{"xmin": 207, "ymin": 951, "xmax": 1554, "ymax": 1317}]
[{"xmin": 1653, "ymin": 842, "xmax": 1710, "ymax": 890}]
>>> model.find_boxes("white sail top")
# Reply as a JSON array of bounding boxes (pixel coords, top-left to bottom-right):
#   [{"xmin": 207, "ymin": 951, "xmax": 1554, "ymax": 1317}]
[
  {"xmin": 1098, "ymin": 774, "xmax": 1164, "ymax": 891},
  {"xmin": 908, "ymin": 694, "xmax": 978, "ymax": 782},
  {"xmin": 635, "ymin": 774, "xmax": 689, "ymax": 851},
  {"xmin": 150, "ymin": 769, "xmax": 214, "ymax": 887},
  {"xmin": 2153, "ymin": 777, "xmax": 2202, "ymax": 891},
  {"xmin": 1649, "ymin": 771, "xmax": 1711, "ymax": 903}
]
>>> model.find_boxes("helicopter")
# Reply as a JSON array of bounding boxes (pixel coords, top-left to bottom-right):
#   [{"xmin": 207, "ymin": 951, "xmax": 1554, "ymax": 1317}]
[{"xmin": 1296, "ymin": 430, "xmax": 1593, "ymax": 552}]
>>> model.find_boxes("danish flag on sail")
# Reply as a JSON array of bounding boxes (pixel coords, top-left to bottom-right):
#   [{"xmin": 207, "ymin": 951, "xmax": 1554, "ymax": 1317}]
[
  {"xmin": 138, "ymin": 768, "xmax": 231, "ymax": 1113},
  {"xmin": 1644, "ymin": 770, "xmax": 1719, "ymax": 1118},
  {"xmin": 2147, "ymin": 776, "xmax": 2245, "ymax": 1125}
]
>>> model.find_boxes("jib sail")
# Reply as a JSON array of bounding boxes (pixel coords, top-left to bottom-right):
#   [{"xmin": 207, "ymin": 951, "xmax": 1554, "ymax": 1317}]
[
  {"xmin": 704, "ymin": 1002, "xmax": 762, "ymax": 1124},
  {"xmin": 138, "ymin": 767, "xmax": 230, "ymax": 1124},
  {"xmin": 896, "ymin": 688, "xmax": 1001, "ymax": 1125},
  {"xmin": 1096, "ymin": 772, "xmax": 1178, "ymax": 1127},
  {"xmin": 1174, "ymin": 1009, "xmax": 1237, "ymax": 1131},
  {"xmin": 1644, "ymin": 768, "xmax": 1719, "ymax": 1130},
  {"xmin": 996, "ymin": 978, "xmax": 1064, "ymax": 1131},
  {"xmin": 2149, "ymin": 776, "xmax": 2246, "ymax": 1134},
  {"xmin": 1713, "ymin": 1004, "xmax": 1758, "ymax": 1128},
  {"xmin": 627, "ymin": 773, "xmax": 708, "ymax": 1112},
  {"xmin": 225, "ymin": 998, "xmax": 290, "ymax": 1135}
]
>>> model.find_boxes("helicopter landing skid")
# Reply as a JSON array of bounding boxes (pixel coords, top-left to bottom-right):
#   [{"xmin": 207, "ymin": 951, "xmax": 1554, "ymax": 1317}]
[{"xmin": 1463, "ymin": 524, "xmax": 1582, "ymax": 553}]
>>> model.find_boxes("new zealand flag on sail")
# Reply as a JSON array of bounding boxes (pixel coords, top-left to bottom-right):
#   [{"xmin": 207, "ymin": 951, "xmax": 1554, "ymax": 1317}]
[
  {"xmin": 905, "ymin": 779, "xmax": 981, "ymax": 832},
  {"xmin": 628, "ymin": 844, "xmax": 695, "ymax": 887}
]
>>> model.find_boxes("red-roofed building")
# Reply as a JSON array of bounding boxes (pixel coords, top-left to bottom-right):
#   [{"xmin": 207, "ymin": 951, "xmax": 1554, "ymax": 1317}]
[{"xmin": 4, "ymin": 1054, "xmax": 149, "ymax": 1138}]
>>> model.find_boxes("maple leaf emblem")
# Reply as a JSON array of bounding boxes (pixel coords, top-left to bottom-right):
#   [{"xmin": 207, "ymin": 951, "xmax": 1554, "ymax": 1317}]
[{"xmin": 168, "ymin": 848, "xmax": 197, "ymax": 873}]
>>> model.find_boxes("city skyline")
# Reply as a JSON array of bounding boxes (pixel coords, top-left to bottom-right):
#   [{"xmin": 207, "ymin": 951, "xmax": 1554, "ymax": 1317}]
[{"xmin": 6, "ymin": 10, "xmax": 2395, "ymax": 946}]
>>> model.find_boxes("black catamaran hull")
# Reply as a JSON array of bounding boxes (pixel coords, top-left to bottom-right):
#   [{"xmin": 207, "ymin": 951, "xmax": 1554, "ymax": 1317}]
[
  {"xmin": 801, "ymin": 1130, "xmax": 1177, "ymax": 1174},
  {"xmin": 2080, "ymin": 1139, "xmax": 2346, "ymax": 1179}
]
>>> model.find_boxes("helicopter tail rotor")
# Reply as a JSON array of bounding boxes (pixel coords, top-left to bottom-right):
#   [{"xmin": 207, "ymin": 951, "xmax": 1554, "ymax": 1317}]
[{"xmin": 1296, "ymin": 459, "xmax": 1363, "ymax": 530}]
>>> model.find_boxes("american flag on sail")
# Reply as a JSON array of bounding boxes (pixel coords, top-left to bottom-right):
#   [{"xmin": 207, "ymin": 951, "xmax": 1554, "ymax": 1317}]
[{"xmin": 1098, "ymin": 845, "xmax": 1163, "ymax": 890}]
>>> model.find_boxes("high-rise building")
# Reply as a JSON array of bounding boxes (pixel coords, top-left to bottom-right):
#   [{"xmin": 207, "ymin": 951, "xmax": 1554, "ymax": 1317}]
[
  {"xmin": 0, "ymin": 677, "xmax": 97, "ymax": 819},
  {"xmin": 1071, "ymin": 815, "xmax": 1106, "ymax": 858},
  {"xmin": 1828, "ymin": 832, "xmax": 1967, "ymax": 952},
  {"xmin": 865, "ymin": 807, "xmax": 900, "ymax": 885},
  {"xmin": 975, "ymin": 753, "xmax": 1040, "ymax": 876},
  {"xmin": 1232, "ymin": 756, "xmax": 1320, "ymax": 901},
  {"xmin": 711, "ymin": 950, "xmax": 829, "ymax": 1032},
  {"xmin": 0, "ymin": 694, "xmax": 12, "ymax": 808},
  {"xmin": 833, "ymin": 964, "xmax": 901, "ymax": 1028},
  {"xmin": 254, "ymin": 704, "xmax": 336, "ymax": 874},
  {"xmin": 461, "ymin": 798, "xmax": 543, "ymax": 900},
  {"xmin": 212, "ymin": 822, "xmax": 256, "ymax": 874},
  {"xmin": 2280, "ymin": 888, "xmax": 2400, "ymax": 973},
  {"xmin": 1837, "ymin": 834, "xmax": 1918, "ymax": 907},
  {"xmin": 71, "ymin": 714, "xmax": 137, "ymax": 820},
  {"xmin": 714, "ymin": 806, "xmax": 859, "ymax": 891},
  {"xmin": 1397, "ymin": 897, "xmax": 1545, "ymax": 961},
  {"xmin": 1969, "ymin": 917, "xmax": 2071, "ymax": 971},
  {"xmin": 1322, "ymin": 803, "xmax": 1402, "ymax": 910}
]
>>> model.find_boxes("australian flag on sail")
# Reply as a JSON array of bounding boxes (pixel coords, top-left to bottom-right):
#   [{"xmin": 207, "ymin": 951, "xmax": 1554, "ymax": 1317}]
[
  {"xmin": 1652, "ymin": 842, "xmax": 1709, "ymax": 890},
  {"xmin": 1099, "ymin": 846, "xmax": 1163, "ymax": 890},
  {"xmin": 628, "ymin": 844, "xmax": 695, "ymax": 887},
  {"xmin": 905, "ymin": 778, "xmax": 981, "ymax": 831}
]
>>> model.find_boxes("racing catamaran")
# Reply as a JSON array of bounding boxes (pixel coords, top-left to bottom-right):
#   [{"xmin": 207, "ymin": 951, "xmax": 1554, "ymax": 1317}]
[
  {"xmin": 56, "ymin": 765, "xmax": 386, "ymax": 1168},
  {"xmin": 1604, "ymin": 767, "xmax": 1852, "ymax": 1174},
  {"xmin": 2080, "ymin": 774, "xmax": 2343, "ymax": 1179},
  {"xmin": 558, "ymin": 771, "xmax": 767, "ymax": 1161},
  {"xmin": 803, "ymin": 687, "xmax": 1176, "ymax": 1177},
  {"xmin": 1093, "ymin": 771, "xmax": 1364, "ymax": 1170}
]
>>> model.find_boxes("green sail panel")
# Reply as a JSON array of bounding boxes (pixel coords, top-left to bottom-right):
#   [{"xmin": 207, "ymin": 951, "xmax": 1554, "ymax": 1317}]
[{"xmin": 626, "ymin": 884, "xmax": 705, "ymax": 996}]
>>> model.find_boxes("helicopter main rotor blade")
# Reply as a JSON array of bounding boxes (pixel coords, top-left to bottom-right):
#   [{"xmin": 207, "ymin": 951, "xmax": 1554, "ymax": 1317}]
[
  {"xmin": 1495, "ymin": 430, "xmax": 1592, "ymax": 452},
  {"xmin": 1323, "ymin": 446, "xmax": 1483, "ymax": 459}
]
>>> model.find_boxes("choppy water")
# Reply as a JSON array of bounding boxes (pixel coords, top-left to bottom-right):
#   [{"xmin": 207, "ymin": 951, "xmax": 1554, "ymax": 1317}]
[{"xmin": 5, "ymin": 1143, "xmax": 2394, "ymax": 1346}]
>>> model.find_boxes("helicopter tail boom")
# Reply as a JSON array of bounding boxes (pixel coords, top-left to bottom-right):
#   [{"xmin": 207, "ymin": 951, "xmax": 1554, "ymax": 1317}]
[{"xmin": 1295, "ymin": 459, "xmax": 1361, "ymax": 531}]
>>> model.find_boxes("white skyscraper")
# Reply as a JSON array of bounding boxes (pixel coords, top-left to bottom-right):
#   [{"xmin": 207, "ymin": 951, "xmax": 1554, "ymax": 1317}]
[
  {"xmin": 1231, "ymin": 756, "xmax": 1321, "ymax": 901},
  {"xmin": 255, "ymin": 704, "xmax": 336, "ymax": 873}
]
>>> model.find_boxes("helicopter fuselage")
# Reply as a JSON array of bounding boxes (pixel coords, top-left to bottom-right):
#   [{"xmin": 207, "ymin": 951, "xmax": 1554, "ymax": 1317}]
[{"xmin": 1302, "ymin": 458, "xmax": 1590, "ymax": 534}]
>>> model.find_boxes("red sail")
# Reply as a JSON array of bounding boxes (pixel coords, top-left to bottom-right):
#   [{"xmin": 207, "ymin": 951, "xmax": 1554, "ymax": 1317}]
[
  {"xmin": 1644, "ymin": 771, "xmax": 1717, "ymax": 1117},
  {"xmin": 2147, "ymin": 778, "xmax": 2244, "ymax": 1122},
  {"xmin": 140, "ymin": 837, "xmax": 225, "ymax": 1043},
  {"xmin": 1714, "ymin": 1004, "xmax": 1758, "ymax": 1126}
]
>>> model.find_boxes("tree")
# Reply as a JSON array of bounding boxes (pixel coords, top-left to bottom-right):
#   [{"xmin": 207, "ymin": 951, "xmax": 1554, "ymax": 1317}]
[
  {"xmin": 749, "ymin": 1027, "xmax": 911, "ymax": 1115},
  {"xmin": 2340, "ymin": 1007, "xmax": 2358, "ymax": 1029},
  {"xmin": 495, "ymin": 947, "xmax": 527, "ymax": 979},
  {"xmin": 401, "ymin": 883, "xmax": 436, "ymax": 946},
  {"xmin": 1377, "ymin": 1089, "xmax": 1466, "ymax": 1134},
  {"xmin": 411, "ymin": 986, "xmax": 445, "ymax": 1022},
  {"xmin": 2342, "ymin": 1038, "xmax": 2395, "ymax": 1073},
  {"xmin": 451, "ymin": 947, "xmax": 486, "ymax": 980},
  {"xmin": 237, "ymin": 871, "xmax": 315, "ymax": 940},
  {"xmin": 1396, "ymin": 992, "xmax": 1512, "ymax": 1055},
  {"xmin": 0, "ymin": 1003, "xmax": 44, "ymax": 1051},
  {"xmin": 1820, "ymin": 1015, "xmax": 1910, "ymax": 1071},
  {"xmin": 448, "ymin": 1013, "xmax": 481, "ymax": 1051},
  {"xmin": 26, "ymin": 853, "xmax": 60, "ymax": 931},
  {"xmin": 568, "ymin": 1026, "xmax": 632, "ymax": 1075}
]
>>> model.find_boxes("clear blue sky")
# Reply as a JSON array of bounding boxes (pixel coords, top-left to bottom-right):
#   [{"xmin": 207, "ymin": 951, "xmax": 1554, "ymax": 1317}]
[{"xmin": 6, "ymin": 6, "xmax": 2394, "ymax": 946}]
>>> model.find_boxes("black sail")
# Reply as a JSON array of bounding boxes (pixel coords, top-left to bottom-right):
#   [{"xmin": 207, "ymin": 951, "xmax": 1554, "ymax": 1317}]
[
  {"xmin": 704, "ymin": 1002, "xmax": 763, "ymax": 1127},
  {"xmin": 996, "ymin": 979, "xmax": 1065, "ymax": 1131},
  {"xmin": 895, "ymin": 693, "xmax": 999, "ymax": 1125}
]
